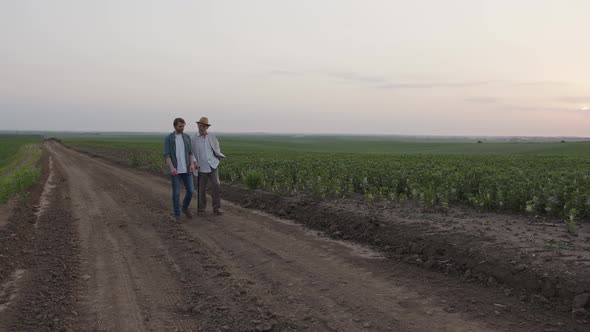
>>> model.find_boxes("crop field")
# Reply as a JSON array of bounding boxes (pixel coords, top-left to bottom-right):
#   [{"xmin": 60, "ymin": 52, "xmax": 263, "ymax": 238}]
[
  {"xmin": 62, "ymin": 134, "xmax": 590, "ymax": 221},
  {"xmin": 0, "ymin": 135, "xmax": 42, "ymax": 203}
]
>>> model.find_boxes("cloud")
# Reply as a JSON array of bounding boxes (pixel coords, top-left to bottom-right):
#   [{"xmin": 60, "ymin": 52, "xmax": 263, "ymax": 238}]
[
  {"xmin": 269, "ymin": 69, "xmax": 388, "ymax": 84},
  {"xmin": 464, "ymin": 97, "xmax": 501, "ymax": 104},
  {"xmin": 496, "ymin": 104, "xmax": 590, "ymax": 115},
  {"xmin": 318, "ymin": 71, "xmax": 388, "ymax": 84},
  {"xmin": 511, "ymin": 81, "xmax": 572, "ymax": 87},
  {"xmin": 268, "ymin": 69, "xmax": 304, "ymax": 76},
  {"xmin": 379, "ymin": 80, "xmax": 571, "ymax": 90},
  {"xmin": 557, "ymin": 96, "xmax": 590, "ymax": 103},
  {"xmin": 378, "ymin": 81, "xmax": 495, "ymax": 89},
  {"xmin": 268, "ymin": 68, "xmax": 575, "ymax": 91}
]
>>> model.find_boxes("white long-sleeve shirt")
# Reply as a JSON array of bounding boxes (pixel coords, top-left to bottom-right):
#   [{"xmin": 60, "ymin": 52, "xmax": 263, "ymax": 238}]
[{"xmin": 175, "ymin": 133, "xmax": 187, "ymax": 174}]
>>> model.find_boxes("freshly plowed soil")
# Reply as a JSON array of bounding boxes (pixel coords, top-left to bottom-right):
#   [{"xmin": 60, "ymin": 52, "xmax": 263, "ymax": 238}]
[
  {"xmin": 222, "ymin": 186, "xmax": 590, "ymax": 308},
  {"xmin": 0, "ymin": 141, "xmax": 588, "ymax": 331}
]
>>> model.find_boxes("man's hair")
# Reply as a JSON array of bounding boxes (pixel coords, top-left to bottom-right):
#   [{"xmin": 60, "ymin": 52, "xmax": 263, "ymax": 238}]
[{"xmin": 173, "ymin": 118, "xmax": 186, "ymax": 127}]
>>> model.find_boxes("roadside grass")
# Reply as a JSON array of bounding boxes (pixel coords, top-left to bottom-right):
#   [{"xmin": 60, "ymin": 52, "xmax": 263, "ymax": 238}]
[
  {"xmin": 0, "ymin": 166, "xmax": 41, "ymax": 203},
  {"xmin": 0, "ymin": 135, "xmax": 41, "ymax": 169},
  {"xmin": 0, "ymin": 136, "xmax": 43, "ymax": 203}
]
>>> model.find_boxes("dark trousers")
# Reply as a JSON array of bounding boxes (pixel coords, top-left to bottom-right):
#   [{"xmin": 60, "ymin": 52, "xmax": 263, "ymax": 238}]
[{"xmin": 196, "ymin": 168, "xmax": 220, "ymax": 211}]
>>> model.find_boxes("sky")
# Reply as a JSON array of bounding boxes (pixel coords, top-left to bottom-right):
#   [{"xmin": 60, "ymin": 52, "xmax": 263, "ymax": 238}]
[{"xmin": 1, "ymin": 0, "xmax": 589, "ymax": 136}]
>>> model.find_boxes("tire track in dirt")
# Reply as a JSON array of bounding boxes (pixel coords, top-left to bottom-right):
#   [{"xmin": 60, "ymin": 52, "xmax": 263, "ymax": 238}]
[
  {"xmin": 47, "ymin": 143, "xmax": 201, "ymax": 331},
  {"xmin": 0, "ymin": 199, "xmax": 16, "ymax": 229},
  {"xmin": 48, "ymin": 142, "xmax": 292, "ymax": 331},
  {"xmin": 0, "ymin": 148, "xmax": 81, "ymax": 331},
  {"xmin": 33, "ymin": 156, "xmax": 55, "ymax": 226},
  {"xmin": 0, "ymin": 269, "xmax": 26, "ymax": 314},
  {"xmin": 47, "ymin": 142, "xmax": 590, "ymax": 331}
]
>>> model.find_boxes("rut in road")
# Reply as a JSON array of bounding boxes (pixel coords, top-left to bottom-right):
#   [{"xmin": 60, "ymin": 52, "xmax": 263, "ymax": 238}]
[{"xmin": 46, "ymin": 142, "xmax": 584, "ymax": 331}]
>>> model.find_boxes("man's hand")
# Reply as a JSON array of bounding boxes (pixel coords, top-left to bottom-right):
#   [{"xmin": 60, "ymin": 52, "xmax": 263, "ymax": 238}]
[
  {"xmin": 171, "ymin": 167, "xmax": 178, "ymax": 176},
  {"xmin": 190, "ymin": 163, "xmax": 195, "ymax": 173}
]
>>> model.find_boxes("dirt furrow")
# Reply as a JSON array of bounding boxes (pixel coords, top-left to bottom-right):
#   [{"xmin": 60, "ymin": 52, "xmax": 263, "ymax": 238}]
[{"xmin": 0, "ymin": 149, "xmax": 80, "ymax": 331}]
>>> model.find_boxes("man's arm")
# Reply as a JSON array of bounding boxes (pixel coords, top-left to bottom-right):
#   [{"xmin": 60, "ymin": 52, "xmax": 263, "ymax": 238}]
[
  {"xmin": 163, "ymin": 136, "xmax": 177, "ymax": 175},
  {"xmin": 211, "ymin": 134, "xmax": 226, "ymax": 159},
  {"xmin": 185, "ymin": 134, "xmax": 195, "ymax": 173},
  {"xmin": 190, "ymin": 134, "xmax": 199, "ymax": 171},
  {"xmin": 166, "ymin": 157, "xmax": 178, "ymax": 175}
]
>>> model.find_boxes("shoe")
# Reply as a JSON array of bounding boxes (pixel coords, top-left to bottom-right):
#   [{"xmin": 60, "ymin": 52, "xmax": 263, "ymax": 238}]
[
  {"xmin": 182, "ymin": 208, "xmax": 193, "ymax": 219},
  {"xmin": 173, "ymin": 215, "xmax": 181, "ymax": 223},
  {"xmin": 213, "ymin": 209, "xmax": 223, "ymax": 215}
]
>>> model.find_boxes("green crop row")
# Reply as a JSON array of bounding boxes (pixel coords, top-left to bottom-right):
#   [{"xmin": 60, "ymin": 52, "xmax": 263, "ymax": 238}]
[
  {"xmin": 62, "ymin": 136, "xmax": 590, "ymax": 221},
  {"xmin": 223, "ymin": 152, "xmax": 590, "ymax": 220},
  {"xmin": 0, "ymin": 167, "xmax": 41, "ymax": 203},
  {"xmin": 0, "ymin": 135, "xmax": 41, "ymax": 169},
  {"xmin": 0, "ymin": 144, "xmax": 41, "ymax": 175},
  {"xmin": 0, "ymin": 143, "xmax": 42, "ymax": 203}
]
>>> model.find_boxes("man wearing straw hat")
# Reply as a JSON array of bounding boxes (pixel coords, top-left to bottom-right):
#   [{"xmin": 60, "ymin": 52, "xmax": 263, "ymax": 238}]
[{"xmin": 191, "ymin": 116, "xmax": 225, "ymax": 215}]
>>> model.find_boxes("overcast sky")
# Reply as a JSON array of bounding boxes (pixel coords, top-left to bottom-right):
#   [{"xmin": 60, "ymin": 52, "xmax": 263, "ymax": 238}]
[{"xmin": 1, "ymin": 0, "xmax": 589, "ymax": 136}]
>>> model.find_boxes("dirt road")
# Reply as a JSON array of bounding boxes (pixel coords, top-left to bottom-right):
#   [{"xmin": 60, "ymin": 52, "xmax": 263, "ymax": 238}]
[{"xmin": 0, "ymin": 142, "xmax": 585, "ymax": 331}]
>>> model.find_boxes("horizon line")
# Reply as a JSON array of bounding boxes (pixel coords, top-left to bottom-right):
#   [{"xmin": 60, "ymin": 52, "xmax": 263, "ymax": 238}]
[{"xmin": 1, "ymin": 129, "xmax": 589, "ymax": 140}]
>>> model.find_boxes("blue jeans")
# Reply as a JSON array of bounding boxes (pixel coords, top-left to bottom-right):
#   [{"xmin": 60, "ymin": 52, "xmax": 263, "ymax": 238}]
[{"xmin": 171, "ymin": 173, "xmax": 194, "ymax": 217}]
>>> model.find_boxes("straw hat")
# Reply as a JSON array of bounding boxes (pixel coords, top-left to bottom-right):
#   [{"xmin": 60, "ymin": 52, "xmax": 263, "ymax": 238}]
[{"xmin": 197, "ymin": 116, "xmax": 211, "ymax": 126}]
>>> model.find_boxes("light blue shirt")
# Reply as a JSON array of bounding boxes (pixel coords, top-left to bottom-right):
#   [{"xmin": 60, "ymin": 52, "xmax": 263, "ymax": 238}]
[{"xmin": 193, "ymin": 134, "xmax": 219, "ymax": 173}]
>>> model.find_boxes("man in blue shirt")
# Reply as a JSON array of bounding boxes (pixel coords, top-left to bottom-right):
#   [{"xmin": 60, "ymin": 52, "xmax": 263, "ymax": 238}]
[{"xmin": 163, "ymin": 118, "xmax": 196, "ymax": 222}]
